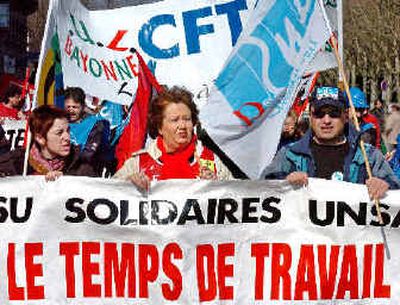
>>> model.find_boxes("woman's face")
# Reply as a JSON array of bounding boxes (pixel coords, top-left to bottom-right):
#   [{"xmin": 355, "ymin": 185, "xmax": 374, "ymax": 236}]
[
  {"xmin": 159, "ymin": 102, "xmax": 194, "ymax": 153},
  {"xmin": 37, "ymin": 118, "xmax": 71, "ymax": 159}
]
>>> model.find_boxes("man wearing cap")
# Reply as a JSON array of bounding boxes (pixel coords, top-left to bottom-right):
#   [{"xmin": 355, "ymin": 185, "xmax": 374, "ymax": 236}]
[{"xmin": 263, "ymin": 86, "xmax": 400, "ymax": 199}]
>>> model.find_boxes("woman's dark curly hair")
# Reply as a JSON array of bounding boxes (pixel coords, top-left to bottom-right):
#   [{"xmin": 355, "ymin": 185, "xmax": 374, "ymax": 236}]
[{"xmin": 148, "ymin": 86, "xmax": 199, "ymax": 138}]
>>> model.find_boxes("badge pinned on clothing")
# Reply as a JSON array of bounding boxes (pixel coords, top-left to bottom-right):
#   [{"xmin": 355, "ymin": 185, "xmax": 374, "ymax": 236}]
[
  {"xmin": 199, "ymin": 159, "xmax": 215, "ymax": 173},
  {"xmin": 331, "ymin": 171, "xmax": 344, "ymax": 181}
]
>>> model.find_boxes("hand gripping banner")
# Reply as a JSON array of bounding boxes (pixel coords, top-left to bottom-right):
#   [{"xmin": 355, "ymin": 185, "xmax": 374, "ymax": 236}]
[{"xmin": 0, "ymin": 177, "xmax": 399, "ymax": 304}]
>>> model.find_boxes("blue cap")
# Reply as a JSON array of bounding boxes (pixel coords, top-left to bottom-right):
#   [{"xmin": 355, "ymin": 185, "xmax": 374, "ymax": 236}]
[{"xmin": 311, "ymin": 87, "xmax": 346, "ymax": 110}]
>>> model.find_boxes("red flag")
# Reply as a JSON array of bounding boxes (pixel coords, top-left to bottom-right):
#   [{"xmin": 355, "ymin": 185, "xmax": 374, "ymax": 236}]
[
  {"xmin": 291, "ymin": 72, "xmax": 319, "ymax": 118},
  {"xmin": 115, "ymin": 52, "xmax": 162, "ymax": 169}
]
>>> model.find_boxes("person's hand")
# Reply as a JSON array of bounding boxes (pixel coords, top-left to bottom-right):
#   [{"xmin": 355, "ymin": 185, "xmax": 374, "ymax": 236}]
[
  {"xmin": 45, "ymin": 170, "xmax": 63, "ymax": 182},
  {"xmin": 128, "ymin": 172, "xmax": 150, "ymax": 191},
  {"xmin": 17, "ymin": 111, "xmax": 26, "ymax": 120},
  {"xmin": 199, "ymin": 166, "xmax": 216, "ymax": 180},
  {"xmin": 286, "ymin": 172, "xmax": 308, "ymax": 187},
  {"xmin": 366, "ymin": 177, "xmax": 389, "ymax": 200}
]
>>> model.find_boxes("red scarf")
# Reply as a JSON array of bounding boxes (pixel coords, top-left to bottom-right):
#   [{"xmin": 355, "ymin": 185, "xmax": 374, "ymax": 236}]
[{"xmin": 157, "ymin": 135, "xmax": 198, "ymax": 180}]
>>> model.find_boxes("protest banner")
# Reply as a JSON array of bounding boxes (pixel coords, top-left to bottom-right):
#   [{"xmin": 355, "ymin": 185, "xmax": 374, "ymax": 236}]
[
  {"xmin": 35, "ymin": 0, "xmax": 339, "ymax": 107},
  {"xmin": 1, "ymin": 119, "xmax": 26, "ymax": 151},
  {"xmin": 200, "ymin": 0, "xmax": 333, "ymax": 179},
  {"xmin": 56, "ymin": 0, "xmax": 141, "ymax": 106},
  {"xmin": 0, "ymin": 176, "xmax": 399, "ymax": 304},
  {"xmin": 36, "ymin": 0, "xmax": 257, "ymax": 106}
]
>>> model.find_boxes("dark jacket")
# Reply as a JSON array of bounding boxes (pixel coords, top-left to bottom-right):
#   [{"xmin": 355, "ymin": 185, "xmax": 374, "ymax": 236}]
[
  {"xmin": 70, "ymin": 117, "xmax": 111, "ymax": 176},
  {"xmin": 0, "ymin": 145, "xmax": 98, "ymax": 177},
  {"xmin": 263, "ymin": 124, "xmax": 400, "ymax": 189},
  {"xmin": 0, "ymin": 125, "xmax": 10, "ymax": 155}
]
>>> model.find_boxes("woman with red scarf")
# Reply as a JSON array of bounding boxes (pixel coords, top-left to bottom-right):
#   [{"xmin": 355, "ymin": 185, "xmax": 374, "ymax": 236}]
[{"xmin": 114, "ymin": 86, "xmax": 232, "ymax": 189}]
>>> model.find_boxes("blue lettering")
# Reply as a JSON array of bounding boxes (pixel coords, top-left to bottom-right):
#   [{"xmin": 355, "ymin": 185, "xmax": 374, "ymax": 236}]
[
  {"xmin": 139, "ymin": 14, "xmax": 180, "ymax": 59},
  {"xmin": 215, "ymin": 0, "xmax": 248, "ymax": 46},
  {"xmin": 182, "ymin": 7, "xmax": 214, "ymax": 55}
]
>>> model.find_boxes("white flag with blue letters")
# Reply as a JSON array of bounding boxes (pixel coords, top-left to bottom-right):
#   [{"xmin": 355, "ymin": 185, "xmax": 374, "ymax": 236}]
[{"xmin": 200, "ymin": 0, "xmax": 333, "ymax": 179}]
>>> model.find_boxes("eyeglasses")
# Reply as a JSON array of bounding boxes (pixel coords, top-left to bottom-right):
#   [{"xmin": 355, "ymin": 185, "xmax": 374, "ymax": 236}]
[{"xmin": 312, "ymin": 109, "xmax": 342, "ymax": 119}]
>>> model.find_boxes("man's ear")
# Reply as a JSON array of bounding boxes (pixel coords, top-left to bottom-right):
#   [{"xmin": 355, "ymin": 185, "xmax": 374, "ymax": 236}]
[{"xmin": 35, "ymin": 134, "xmax": 46, "ymax": 147}]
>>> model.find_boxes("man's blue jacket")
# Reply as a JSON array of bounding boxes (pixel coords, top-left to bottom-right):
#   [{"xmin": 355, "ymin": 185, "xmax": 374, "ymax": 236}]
[{"xmin": 263, "ymin": 124, "xmax": 400, "ymax": 189}]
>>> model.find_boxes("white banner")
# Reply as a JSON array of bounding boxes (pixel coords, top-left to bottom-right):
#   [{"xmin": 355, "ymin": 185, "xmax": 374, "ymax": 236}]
[
  {"xmin": 56, "ymin": 0, "xmax": 140, "ymax": 105},
  {"xmin": 50, "ymin": 0, "xmax": 257, "ymax": 105},
  {"xmin": 0, "ymin": 177, "xmax": 399, "ymax": 304},
  {"xmin": 1, "ymin": 119, "xmax": 26, "ymax": 151},
  {"xmin": 40, "ymin": 0, "xmax": 339, "ymax": 106},
  {"xmin": 307, "ymin": 0, "xmax": 339, "ymax": 73},
  {"xmin": 200, "ymin": 0, "xmax": 332, "ymax": 179}
]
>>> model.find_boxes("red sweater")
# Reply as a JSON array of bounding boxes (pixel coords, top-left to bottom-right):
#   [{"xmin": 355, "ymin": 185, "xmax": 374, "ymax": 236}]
[{"xmin": 0, "ymin": 103, "xmax": 18, "ymax": 120}]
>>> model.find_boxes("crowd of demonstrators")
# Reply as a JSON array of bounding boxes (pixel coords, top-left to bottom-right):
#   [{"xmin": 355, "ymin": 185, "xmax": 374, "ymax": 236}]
[
  {"xmin": 0, "ymin": 85, "xmax": 25, "ymax": 120},
  {"xmin": 263, "ymin": 86, "xmax": 400, "ymax": 199},
  {"xmin": 63, "ymin": 87, "xmax": 112, "ymax": 176},
  {"xmin": 0, "ymin": 105, "xmax": 97, "ymax": 179},
  {"xmin": 0, "ymin": 82, "xmax": 400, "ymax": 197},
  {"xmin": 0, "ymin": 85, "xmax": 233, "ymax": 184},
  {"xmin": 114, "ymin": 86, "xmax": 232, "ymax": 190}
]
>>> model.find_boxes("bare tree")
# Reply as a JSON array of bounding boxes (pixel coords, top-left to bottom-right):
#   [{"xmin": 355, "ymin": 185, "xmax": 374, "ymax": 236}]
[{"xmin": 343, "ymin": 0, "xmax": 400, "ymax": 104}]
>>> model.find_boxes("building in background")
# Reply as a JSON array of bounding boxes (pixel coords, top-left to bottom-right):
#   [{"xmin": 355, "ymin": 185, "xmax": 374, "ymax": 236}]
[{"xmin": 0, "ymin": 0, "xmax": 37, "ymax": 79}]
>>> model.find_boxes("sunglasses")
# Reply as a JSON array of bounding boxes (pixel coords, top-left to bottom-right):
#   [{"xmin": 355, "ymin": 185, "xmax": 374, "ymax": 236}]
[{"xmin": 312, "ymin": 108, "xmax": 343, "ymax": 119}]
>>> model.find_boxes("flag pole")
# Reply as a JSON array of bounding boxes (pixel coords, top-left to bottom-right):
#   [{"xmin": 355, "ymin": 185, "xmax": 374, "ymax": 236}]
[
  {"xmin": 330, "ymin": 34, "xmax": 390, "ymax": 259},
  {"xmin": 330, "ymin": 35, "xmax": 383, "ymax": 221},
  {"xmin": 22, "ymin": 129, "xmax": 31, "ymax": 176},
  {"xmin": 318, "ymin": 0, "xmax": 390, "ymax": 258},
  {"xmin": 337, "ymin": 0, "xmax": 344, "ymax": 88},
  {"xmin": 22, "ymin": 66, "xmax": 32, "ymax": 177},
  {"xmin": 317, "ymin": 0, "xmax": 384, "ymax": 225}
]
